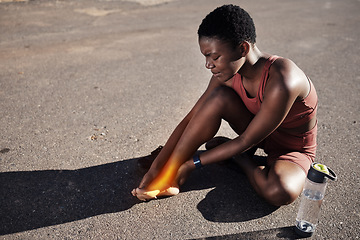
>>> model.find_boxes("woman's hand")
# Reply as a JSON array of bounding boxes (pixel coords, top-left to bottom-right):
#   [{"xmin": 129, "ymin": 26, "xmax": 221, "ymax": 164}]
[{"xmin": 176, "ymin": 159, "xmax": 196, "ymax": 186}]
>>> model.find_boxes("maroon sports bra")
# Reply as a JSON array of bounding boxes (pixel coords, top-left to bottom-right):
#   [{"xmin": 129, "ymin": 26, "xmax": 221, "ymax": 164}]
[{"xmin": 232, "ymin": 55, "xmax": 318, "ymax": 128}]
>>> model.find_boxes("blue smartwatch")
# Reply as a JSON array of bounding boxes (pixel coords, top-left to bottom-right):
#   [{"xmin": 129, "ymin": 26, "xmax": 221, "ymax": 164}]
[{"xmin": 193, "ymin": 154, "xmax": 202, "ymax": 169}]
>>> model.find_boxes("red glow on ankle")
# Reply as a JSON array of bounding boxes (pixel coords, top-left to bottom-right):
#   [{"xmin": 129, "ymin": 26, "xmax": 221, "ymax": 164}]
[{"xmin": 147, "ymin": 158, "xmax": 180, "ymax": 191}]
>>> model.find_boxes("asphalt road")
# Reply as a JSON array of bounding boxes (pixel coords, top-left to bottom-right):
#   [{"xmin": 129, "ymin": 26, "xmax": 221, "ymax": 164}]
[{"xmin": 0, "ymin": 0, "xmax": 359, "ymax": 239}]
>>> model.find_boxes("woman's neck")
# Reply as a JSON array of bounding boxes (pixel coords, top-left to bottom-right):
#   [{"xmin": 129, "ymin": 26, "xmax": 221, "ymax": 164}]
[{"xmin": 238, "ymin": 45, "xmax": 266, "ymax": 80}]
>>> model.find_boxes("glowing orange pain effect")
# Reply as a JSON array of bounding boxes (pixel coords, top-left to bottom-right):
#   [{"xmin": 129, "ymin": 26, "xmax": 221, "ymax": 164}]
[{"xmin": 144, "ymin": 157, "xmax": 182, "ymax": 198}]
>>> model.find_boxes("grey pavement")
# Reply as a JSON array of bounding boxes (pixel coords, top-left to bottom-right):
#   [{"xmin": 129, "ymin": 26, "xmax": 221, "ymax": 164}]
[{"xmin": 0, "ymin": 0, "xmax": 359, "ymax": 239}]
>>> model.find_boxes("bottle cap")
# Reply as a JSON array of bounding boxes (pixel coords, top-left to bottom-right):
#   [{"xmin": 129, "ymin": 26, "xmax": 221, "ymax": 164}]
[{"xmin": 307, "ymin": 163, "xmax": 337, "ymax": 183}]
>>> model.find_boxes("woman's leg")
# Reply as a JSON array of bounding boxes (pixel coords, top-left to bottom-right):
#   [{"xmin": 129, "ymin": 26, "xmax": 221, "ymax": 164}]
[
  {"xmin": 234, "ymin": 154, "xmax": 306, "ymax": 206},
  {"xmin": 133, "ymin": 86, "xmax": 253, "ymax": 200},
  {"xmin": 237, "ymin": 127, "xmax": 316, "ymax": 206}
]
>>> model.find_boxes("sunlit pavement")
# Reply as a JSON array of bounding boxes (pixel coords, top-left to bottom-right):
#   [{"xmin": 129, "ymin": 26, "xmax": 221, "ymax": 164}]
[{"xmin": 0, "ymin": 0, "xmax": 359, "ymax": 239}]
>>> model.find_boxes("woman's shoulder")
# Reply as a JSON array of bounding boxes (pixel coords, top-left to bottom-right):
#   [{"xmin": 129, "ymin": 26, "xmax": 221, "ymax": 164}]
[
  {"xmin": 267, "ymin": 56, "xmax": 310, "ymax": 98},
  {"xmin": 272, "ymin": 56, "xmax": 298, "ymax": 72},
  {"xmin": 269, "ymin": 56, "xmax": 306, "ymax": 83}
]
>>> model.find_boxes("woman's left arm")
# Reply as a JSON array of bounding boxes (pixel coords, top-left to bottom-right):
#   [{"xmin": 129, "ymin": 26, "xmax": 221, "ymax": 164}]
[{"xmin": 199, "ymin": 58, "xmax": 304, "ymax": 164}]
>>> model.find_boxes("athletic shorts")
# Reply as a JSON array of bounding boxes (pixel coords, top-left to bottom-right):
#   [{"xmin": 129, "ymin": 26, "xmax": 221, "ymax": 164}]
[{"xmin": 262, "ymin": 123, "xmax": 317, "ymax": 173}]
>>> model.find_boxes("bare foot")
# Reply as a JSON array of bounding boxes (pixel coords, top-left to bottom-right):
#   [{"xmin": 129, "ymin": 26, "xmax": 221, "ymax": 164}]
[
  {"xmin": 131, "ymin": 187, "xmax": 179, "ymax": 201},
  {"xmin": 131, "ymin": 160, "xmax": 194, "ymax": 201}
]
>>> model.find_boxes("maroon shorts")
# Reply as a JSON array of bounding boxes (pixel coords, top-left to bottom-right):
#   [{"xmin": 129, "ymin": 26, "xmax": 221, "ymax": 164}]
[{"xmin": 262, "ymin": 124, "xmax": 317, "ymax": 173}]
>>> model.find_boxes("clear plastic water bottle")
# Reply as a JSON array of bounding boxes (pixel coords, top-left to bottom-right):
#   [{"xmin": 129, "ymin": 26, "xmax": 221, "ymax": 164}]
[{"xmin": 295, "ymin": 162, "xmax": 337, "ymax": 237}]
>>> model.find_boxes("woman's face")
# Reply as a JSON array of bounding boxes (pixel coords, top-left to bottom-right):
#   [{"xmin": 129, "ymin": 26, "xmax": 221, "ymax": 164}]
[{"xmin": 199, "ymin": 37, "xmax": 244, "ymax": 82}]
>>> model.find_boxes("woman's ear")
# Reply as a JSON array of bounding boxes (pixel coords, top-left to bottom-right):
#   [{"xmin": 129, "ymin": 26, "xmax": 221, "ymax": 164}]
[{"xmin": 238, "ymin": 41, "xmax": 250, "ymax": 57}]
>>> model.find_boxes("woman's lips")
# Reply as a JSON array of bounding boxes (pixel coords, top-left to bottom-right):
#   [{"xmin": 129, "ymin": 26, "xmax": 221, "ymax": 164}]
[{"xmin": 212, "ymin": 72, "xmax": 221, "ymax": 77}]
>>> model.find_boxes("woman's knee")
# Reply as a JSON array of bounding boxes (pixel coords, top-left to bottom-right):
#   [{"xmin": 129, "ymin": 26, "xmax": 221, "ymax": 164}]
[
  {"xmin": 261, "ymin": 161, "xmax": 306, "ymax": 206},
  {"xmin": 207, "ymin": 86, "xmax": 245, "ymax": 116},
  {"xmin": 205, "ymin": 86, "xmax": 252, "ymax": 132},
  {"xmin": 208, "ymin": 86, "xmax": 238, "ymax": 105},
  {"xmin": 262, "ymin": 182, "xmax": 300, "ymax": 206}
]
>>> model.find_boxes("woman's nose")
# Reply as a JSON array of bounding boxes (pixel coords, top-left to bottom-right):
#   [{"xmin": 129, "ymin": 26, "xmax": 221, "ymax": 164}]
[{"xmin": 205, "ymin": 60, "xmax": 215, "ymax": 69}]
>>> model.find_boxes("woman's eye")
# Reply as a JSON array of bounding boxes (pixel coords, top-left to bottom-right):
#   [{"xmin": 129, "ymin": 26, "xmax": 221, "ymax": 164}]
[{"xmin": 213, "ymin": 56, "xmax": 220, "ymax": 60}]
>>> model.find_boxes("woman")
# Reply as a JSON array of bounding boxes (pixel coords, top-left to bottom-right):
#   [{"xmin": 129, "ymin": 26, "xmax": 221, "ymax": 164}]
[{"xmin": 132, "ymin": 4, "xmax": 317, "ymax": 206}]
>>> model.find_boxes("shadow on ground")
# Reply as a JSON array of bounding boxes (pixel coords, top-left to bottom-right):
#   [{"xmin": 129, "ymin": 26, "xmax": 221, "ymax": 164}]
[
  {"xmin": 182, "ymin": 159, "xmax": 278, "ymax": 223},
  {"xmin": 1, "ymin": 155, "xmax": 278, "ymax": 235},
  {"xmin": 193, "ymin": 226, "xmax": 304, "ymax": 239},
  {"xmin": 0, "ymin": 158, "xmax": 142, "ymax": 235}
]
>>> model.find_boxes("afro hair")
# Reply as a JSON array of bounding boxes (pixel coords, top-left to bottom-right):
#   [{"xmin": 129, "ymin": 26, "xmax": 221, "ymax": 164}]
[{"xmin": 198, "ymin": 5, "xmax": 256, "ymax": 48}]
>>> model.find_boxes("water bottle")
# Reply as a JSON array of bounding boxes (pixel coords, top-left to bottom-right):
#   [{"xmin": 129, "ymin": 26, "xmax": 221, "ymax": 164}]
[{"xmin": 295, "ymin": 162, "xmax": 337, "ymax": 237}]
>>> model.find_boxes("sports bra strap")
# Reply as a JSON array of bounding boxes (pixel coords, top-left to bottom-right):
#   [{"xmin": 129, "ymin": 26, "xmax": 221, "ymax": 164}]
[{"xmin": 259, "ymin": 55, "xmax": 280, "ymax": 102}]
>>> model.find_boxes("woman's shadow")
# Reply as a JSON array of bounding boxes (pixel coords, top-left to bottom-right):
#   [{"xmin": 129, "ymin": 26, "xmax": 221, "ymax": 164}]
[
  {"xmin": 0, "ymin": 154, "xmax": 277, "ymax": 235},
  {"xmin": 182, "ymin": 157, "xmax": 278, "ymax": 223},
  {"xmin": 0, "ymin": 157, "xmax": 142, "ymax": 235}
]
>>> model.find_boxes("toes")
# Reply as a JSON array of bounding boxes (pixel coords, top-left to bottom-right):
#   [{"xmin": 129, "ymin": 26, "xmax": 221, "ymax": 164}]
[{"xmin": 131, "ymin": 189, "xmax": 137, "ymax": 196}]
